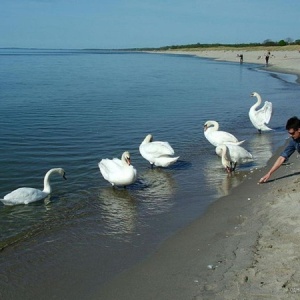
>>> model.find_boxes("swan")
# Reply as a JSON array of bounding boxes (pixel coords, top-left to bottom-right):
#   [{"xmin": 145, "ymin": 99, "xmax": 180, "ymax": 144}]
[
  {"xmin": 204, "ymin": 120, "xmax": 244, "ymax": 147},
  {"xmin": 1, "ymin": 168, "xmax": 67, "ymax": 206},
  {"xmin": 216, "ymin": 144, "xmax": 253, "ymax": 173},
  {"xmin": 249, "ymin": 92, "xmax": 273, "ymax": 133},
  {"xmin": 139, "ymin": 134, "xmax": 179, "ymax": 168},
  {"xmin": 99, "ymin": 151, "xmax": 137, "ymax": 187}
]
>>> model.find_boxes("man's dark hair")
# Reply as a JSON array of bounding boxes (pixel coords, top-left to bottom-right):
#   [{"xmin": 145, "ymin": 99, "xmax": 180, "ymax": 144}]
[{"xmin": 286, "ymin": 116, "xmax": 300, "ymax": 130}]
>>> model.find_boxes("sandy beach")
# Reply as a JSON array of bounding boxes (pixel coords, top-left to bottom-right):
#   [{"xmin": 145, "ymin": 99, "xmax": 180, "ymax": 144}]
[
  {"xmin": 92, "ymin": 49, "xmax": 300, "ymax": 299},
  {"xmin": 158, "ymin": 46, "xmax": 300, "ymax": 80}
]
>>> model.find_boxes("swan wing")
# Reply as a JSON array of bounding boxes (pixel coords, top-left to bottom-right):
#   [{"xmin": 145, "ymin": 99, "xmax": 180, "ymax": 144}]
[
  {"xmin": 99, "ymin": 159, "xmax": 121, "ymax": 181},
  {"xmin": 109, "ymin": 164, "xmax": 136, "ymax": 186},
  {"xmin": 143, "ymin": 141, "xmax": 174, "ymax": 156},
  {"xmin": 205, "ymin": 130, "xmax": 239, "ymax": 146},
  {"xmin": 257, "ymin": 101, "xmax": 272, "ymax": 124},
  {"xmin": 2, "ymin": 187, "xmax": 48, "ymax": 205},
  {"xmin": 249, "ymin": 101, "xmax": 273, "ymax": 130},
  {"xmin": 153, "ymin": 156, "xmax": 180, "ymax": 167},
  {"xmin": 226, "ymin": 144, "xmax": 253, "ymax": 163},
  {"xmin": 112, "ymin": 157, "xmax": 125, "ymax": 167},
  {"xmin": 264, "ymin": 101, "xmax": 273, "ymax": 124},
  {"xmin": 139, "ymin": 141, "xmax": 175, "ymax": 164},
  {"xmin": 99, "ymin": 159, "xmax": 137, "ymax": 186}
]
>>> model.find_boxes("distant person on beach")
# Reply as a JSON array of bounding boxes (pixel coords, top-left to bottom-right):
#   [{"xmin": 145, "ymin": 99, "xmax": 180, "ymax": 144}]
[
  {"xmin": 259, "ymin": 116, "xmax": 300, "ymax": 183},
  {"xmin": 265, "ymin": 51, "xmax": 270, "ymax": 66},
  {"xmin": 239, "ymin": 54, "xmax": 243, "ymax": 64},
  {"xmin": 237, "ymin": 54, "xmax": 243, "ymax": 63}
]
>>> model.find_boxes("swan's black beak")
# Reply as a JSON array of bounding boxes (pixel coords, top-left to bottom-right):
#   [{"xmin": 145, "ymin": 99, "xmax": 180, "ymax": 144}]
[{"xmin": 63, "ymin": 173, "xmax": 67, "ymax": 180}]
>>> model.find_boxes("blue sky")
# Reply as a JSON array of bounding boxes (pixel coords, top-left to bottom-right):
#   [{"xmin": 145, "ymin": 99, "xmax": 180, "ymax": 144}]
[{"xmin": 1, "ymin": 0, "xmax": 300, "ymax": 49}]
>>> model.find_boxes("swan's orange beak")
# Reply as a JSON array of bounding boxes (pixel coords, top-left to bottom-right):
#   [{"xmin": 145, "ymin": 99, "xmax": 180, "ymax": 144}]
[
  {"xmin": 126, "ymin": 158, "xmax": 131, "ymax": 165},
  {"xmin": 204, "ymin": 125, "xmax": 207, "ymax": 131}
]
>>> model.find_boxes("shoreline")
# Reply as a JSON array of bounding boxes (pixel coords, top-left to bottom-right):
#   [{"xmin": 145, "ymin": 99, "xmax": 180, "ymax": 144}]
[
  {"xmin": 93, "ymin": 50, "xmax": 300, "ymax": 299},
  {"xmin": 93, "ymin": 148, "xmax": 300, "ymax": 299},
  {"xmin": 151, "ymin": 48, "xmax": 300, "ymax": 83}
]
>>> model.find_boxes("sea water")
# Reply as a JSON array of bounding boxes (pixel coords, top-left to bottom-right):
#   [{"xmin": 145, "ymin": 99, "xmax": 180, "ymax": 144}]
[{"xmin": 0, "ymin": 49, "xmax": 300, "ymax": 298}]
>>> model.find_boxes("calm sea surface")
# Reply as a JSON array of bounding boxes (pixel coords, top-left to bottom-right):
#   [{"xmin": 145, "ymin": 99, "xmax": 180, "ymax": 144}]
[{"xmin": 1, "ymin": 49, "xmax": 300, "ymax": 298}]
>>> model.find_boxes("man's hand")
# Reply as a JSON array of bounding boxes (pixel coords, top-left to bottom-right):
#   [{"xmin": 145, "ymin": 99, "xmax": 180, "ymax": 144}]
[{"xmin": 258, "ymin": 173, "xmax": 270, "ymax": 184}]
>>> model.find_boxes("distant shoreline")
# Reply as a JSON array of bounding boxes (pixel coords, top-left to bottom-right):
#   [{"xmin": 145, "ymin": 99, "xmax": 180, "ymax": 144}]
[{"xmin": 147, "ymin": 45, "xmax": 300, "ymax": 84}]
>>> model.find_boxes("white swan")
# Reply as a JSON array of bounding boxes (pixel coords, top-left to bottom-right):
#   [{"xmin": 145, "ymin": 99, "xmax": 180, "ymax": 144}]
[
  {"xmin": 216, "ymin": 144, "xmax": 253, "ymax": 173},
  {"xmin": 99, "ymin": 151, "xmax": 137, "ymax": 187},
  {"xmin": 204, "ymin": 120, "xmax": 244, "ymax": 147},
  {"xmin": 249, "ymin": 92, "xmax": 273, "ymax": 133},
  {"xmin": 139, "ymin": 134, "xmax": 179, "ymax": 168},
  {"xmin": 1, "ymin": 168, "xmax": 67, "ymax": 206}
]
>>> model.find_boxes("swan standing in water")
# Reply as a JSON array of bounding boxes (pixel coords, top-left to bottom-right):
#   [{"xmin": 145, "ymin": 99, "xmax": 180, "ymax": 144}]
[
  {"xmin": 249, "ymin": 92, "xmax": 273, "ymax": 133},
  {"xmin": 204, "ymin": 120, "xmax": 244, "ymax": 147},
  {"xmin": 216, "ymin": 144, "xmax": 253, "ymax": 173},
  {"xmin": 1, "ymin": 168, "xmax": 67, "ymax": 206},
  {"xmin": 99, "ymin": 151, "xmax": 137, "ymax": 187},
  {"xmin": 139, "ymin": 134, "xmax": 179, "ymax": 168}
]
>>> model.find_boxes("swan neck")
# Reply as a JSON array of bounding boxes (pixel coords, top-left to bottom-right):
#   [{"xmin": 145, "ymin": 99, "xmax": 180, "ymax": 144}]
[
  {"xmin": 206, "ymin": 121, "xmax": 219, "ymax": 132},
  {"xmin": 213, "ymin": 121, "xmax": 219, "ymax": 131},
  {"xmin": 121, "ymin": 153, "xmax": 131, "ymax": 165},
  {"xmin": 221, "ymin": 146, "xmax": 230, "ymax": 166},
  {"xmin": 43, "ymin": 169, "xmax": 54, "ymax": 193},
  {"xmin": 142, "ymin": 134, "xmax": 152, "ymax": 144},
  {"xmin": 253, "ymin": 94, "xmax": 262, "ymax": 108}
]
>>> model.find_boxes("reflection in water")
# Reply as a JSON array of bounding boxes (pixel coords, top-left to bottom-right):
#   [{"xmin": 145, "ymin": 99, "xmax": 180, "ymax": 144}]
[
  {"xmin": 203, "ymin": 132, "xmax": 275, "ymax": 198},
  {"xmin": 247, "ymin": 133, "xmax": 273, "ymax": 167},
  {"xmin": 97, "ymin": 188, "xmax": 137, "ymax": 236},
  {"xmin": 217, "ymin": 173, "xmax": 246, "ymax": 197},
  {"xmin": 136, "ymin": 168, "xmax": 176, "ymax": 215},
  {"xmin": 203, "ymin": 150, "xmax": 251, "ymax": 198},
  {"xmin": 0, "ymin": 196, "xmax": 64, "ymax": 250},
  {"xmin": 93, "ymin": 168, "xmax": 177, "ymax": 235}
]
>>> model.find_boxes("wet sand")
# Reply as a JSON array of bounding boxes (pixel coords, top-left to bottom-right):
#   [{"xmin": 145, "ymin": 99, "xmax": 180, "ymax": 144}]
[{"xmin": 92, "ymin": 50, "xmax": 300, "ymax": 299}]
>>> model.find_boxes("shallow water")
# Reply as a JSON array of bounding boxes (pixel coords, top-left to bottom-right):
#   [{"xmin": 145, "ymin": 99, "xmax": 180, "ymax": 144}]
[{"xmin": 1, "ymin": 49, "xmax": 300, "ymax": 298}]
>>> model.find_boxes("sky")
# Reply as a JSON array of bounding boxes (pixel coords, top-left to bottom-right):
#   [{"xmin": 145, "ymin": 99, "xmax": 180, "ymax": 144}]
[{"xmin": 1, "ymin": 0, "xmax": 300, "ymax": 49}]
